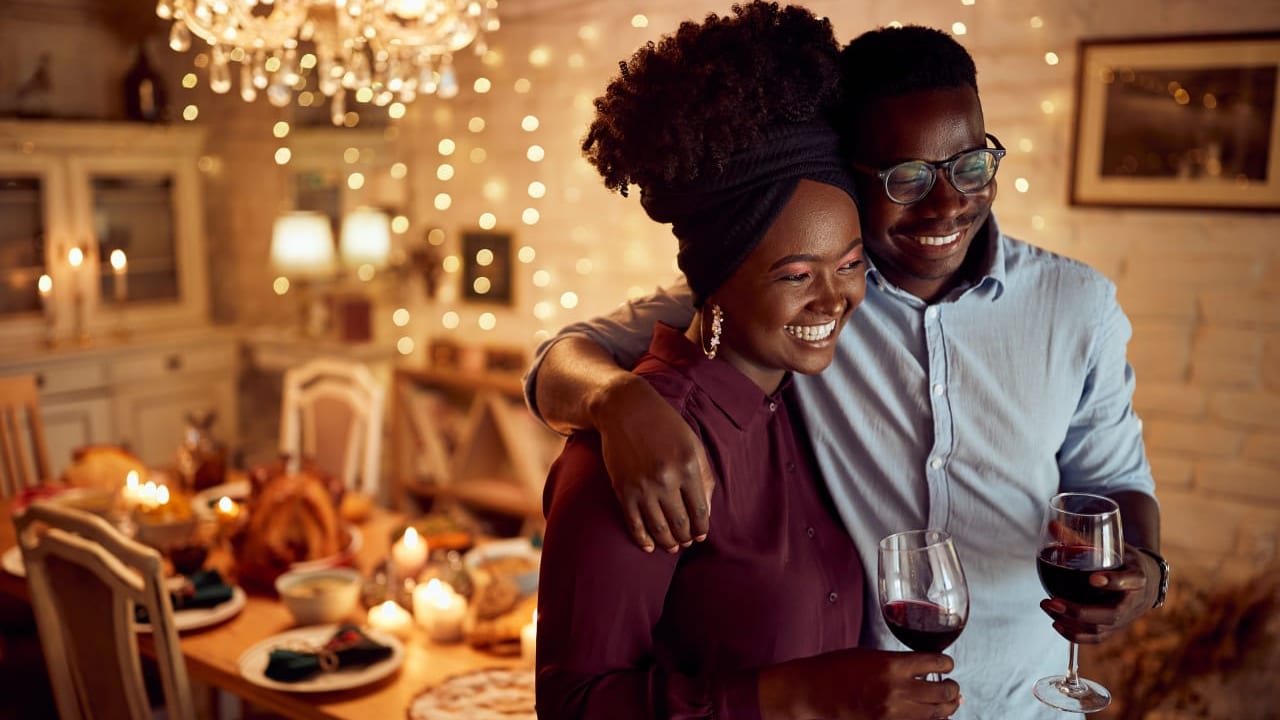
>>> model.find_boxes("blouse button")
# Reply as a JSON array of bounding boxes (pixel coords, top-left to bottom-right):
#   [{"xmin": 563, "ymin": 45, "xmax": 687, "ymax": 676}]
[
  {"xmin": 768, "ymin": 401, "xmax": 777, "ymax": 412},
  {"xmin": 806, "ymin": 527, "xmax": 816, "ymax": 539},
  {"xmin": 827, "ymin": 592, "xmax": 838, "ymax": 603}
]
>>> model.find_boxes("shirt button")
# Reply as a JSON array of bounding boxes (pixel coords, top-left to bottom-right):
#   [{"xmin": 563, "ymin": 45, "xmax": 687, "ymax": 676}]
[
  {"xmin": 827, "ymin": 592, "xmax": 838, "ymax": 603},
  {"xmin": 926, "ymin": 307, "xmax": 939, "ymax": 319},
  {"xmin": 930, "ymin": 458, "xmax": 943, "ymax": 470},
  {"xmin": 806, "ymin": 527, "xmax": 816, "ymax": 538},
  {"xmin": 932, "ymin": 383, "xmax": 945, "ymax": 396},
  {"xmin": 768, "ymin": 401, "xmax": 777, "ymax": 412}
]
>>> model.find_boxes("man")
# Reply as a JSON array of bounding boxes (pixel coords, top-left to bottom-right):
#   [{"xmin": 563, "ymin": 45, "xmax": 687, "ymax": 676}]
[{"xmin": 524, "ymin": 24, "xmax": 1167, "ymax": 719}]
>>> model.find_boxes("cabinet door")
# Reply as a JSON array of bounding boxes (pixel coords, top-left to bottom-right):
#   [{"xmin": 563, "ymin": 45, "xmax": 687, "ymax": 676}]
[
  {"xmin": 66, "ymin": 152, "xmax": 208, "ymax": 335},
  {"xmin": 0, "ymin": 154, "xmax": 72, "ymax": 344},
  {"xmin": 41, "ymin": 395, "xmax": 113, "ymax": 479},
  {"xmin": 114, "ymin": 377, "xmax": 236, "ymax": 469}
]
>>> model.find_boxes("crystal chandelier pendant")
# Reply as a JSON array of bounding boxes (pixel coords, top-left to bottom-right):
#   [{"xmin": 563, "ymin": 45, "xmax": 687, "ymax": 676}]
[{"xmin": 160, "ymin": 0, "xmax": 499, "ymax": 122}]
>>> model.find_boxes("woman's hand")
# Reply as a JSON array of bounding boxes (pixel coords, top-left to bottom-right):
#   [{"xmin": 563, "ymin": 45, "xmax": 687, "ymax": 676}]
[
  {"xmin": 759, "ymin": 648, "xmax": 961, "ymax": 720},
  {"xmin": 591, "ymin": 373, "xmax": 716, "ymax": 553}
]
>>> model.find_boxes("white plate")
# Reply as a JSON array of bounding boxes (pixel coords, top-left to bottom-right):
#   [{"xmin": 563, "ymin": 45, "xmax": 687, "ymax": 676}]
[
  {"xmin": 138, "ymin": 586, "xmax": 247, "ymax": 634},
  {"xmin": 237, "ymin": 624, "xmax": 404, "ymax": 693},
  {"xmin": 2, "ymin": 546, "xmax": 23, "ymax": 577},
  {"xmin": 191, "ymin": 480, "xmax": 251, "ymax": 522}
]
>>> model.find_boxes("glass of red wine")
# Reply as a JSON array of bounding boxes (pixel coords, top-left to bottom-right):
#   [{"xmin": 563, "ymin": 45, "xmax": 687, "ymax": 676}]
[
  {"xmin": 877, "ymin": 529, "xmax": 969, "ymax": 680},
  {"xmin": 1033, "ymin": 492, "xmax": 1125, "ymax": 713}
]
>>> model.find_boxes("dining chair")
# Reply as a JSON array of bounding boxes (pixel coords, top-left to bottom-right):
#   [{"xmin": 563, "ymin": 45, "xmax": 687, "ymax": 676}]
[
  {"xmin": 0, "ymin": 374, "xmax": 52, "ymax": 498},
  {"xmin": 15, "ymin": 502, "xmax": 196, "ymax": 720},
  {"xmin": 279, "ymin": 357, "xmax": 385, "ymax": 498}
]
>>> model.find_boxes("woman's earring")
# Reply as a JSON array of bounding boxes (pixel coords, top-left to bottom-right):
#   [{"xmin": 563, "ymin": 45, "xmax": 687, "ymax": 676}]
[{"xmin": 701, "ymin": 304, "xmax": 723, "ymax": 360}]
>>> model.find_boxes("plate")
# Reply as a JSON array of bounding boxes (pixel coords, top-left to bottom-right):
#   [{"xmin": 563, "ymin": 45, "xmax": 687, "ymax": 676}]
[
  {"xmin": 191, "ymin": 480, "xmax": 251, "ymax": 522},
  {"xmin": 408, "ymin": 668, "xmax": 535, "ymax": 720},
  {"xmin": 236, "ymin": 624, "xmax": 405, "ymax": 693},
  {"xmin": 138, "ymin": 586, "xmax": 247, "ymax": 634},
  {"xmin": 2, "ymin": 546, "xmax": 24, "ymax": 577}
]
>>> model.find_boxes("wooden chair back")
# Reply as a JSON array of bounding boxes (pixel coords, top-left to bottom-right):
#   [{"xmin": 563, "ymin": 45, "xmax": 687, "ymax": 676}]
[
  {"xmin": 15, "ymin": 502, "xmax": 195, "ymax": 720},
  {"xmin": 0, "ymin": 374, "xmax": 51, "ymax": 497},
  {"xmin": 280, "ymin": 358, "xmax": 385, "ymax": 496}
]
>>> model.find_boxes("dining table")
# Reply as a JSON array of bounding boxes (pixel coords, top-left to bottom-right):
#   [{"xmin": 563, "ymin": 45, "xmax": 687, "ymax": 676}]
[{"xmin": 0, "ymin": 495, "xmax": 526, "ymax": 720}]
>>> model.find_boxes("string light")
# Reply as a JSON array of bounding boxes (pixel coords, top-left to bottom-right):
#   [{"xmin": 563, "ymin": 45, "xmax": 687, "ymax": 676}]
[{"xmin": 442, "ymin": 311, "xmax": 460, "ymax": 329}]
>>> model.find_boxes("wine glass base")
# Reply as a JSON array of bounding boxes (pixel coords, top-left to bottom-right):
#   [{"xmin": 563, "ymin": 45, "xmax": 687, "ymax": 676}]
[{"xmin": 1033, "ymin": 675, "xmax": 1111, "ymax": 713}]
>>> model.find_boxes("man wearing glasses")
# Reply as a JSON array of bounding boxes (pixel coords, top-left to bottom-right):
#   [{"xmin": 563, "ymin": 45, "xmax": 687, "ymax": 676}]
[{"xmin": 524, "ymin": 24, "xmax": 1163, "ymax": 719}]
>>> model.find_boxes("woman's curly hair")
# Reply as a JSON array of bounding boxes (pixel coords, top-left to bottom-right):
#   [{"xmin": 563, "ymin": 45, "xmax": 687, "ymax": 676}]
[{"xmin": 582, "ymin": 1, "xmax": 842, "ymax": 196}]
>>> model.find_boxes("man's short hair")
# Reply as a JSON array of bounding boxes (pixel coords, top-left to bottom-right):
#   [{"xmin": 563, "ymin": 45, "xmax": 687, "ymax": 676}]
[{"xmin": 839, "ymin": 25, "xmax": 978, "ymax": 112}]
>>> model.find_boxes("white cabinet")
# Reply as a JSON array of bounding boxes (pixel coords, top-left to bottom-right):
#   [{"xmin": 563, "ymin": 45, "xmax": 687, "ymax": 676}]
[
  {"xmin": 0, "ymin": 329, "xmax": 240, "ymax": 477},
  {"xmin": 0, "ymin": 121, "xmax": 209, "ymax": 348}
]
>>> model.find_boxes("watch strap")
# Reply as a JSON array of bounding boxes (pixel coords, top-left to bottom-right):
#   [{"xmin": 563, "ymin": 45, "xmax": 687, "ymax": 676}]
[{"xmin": 1134, "ymin": 546, "xmax": 1170, "ymax": 609}]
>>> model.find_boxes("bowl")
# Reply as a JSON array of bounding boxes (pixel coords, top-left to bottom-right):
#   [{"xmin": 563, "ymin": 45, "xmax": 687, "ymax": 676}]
[
  {"xmin": 275, "ymin": 567, "xmax": 363, "ymax": 626},
  {"xmin": 463, "ymin": 539, "xmax": 541, "ymax": 597}
]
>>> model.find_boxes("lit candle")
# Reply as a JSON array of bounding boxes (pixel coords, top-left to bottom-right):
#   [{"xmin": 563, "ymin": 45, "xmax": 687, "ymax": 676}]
[
  {"xmin": 521, "ymin": 609, "xmax": 537, "ymax": 666},
  {"xmin": 367, "ymin": 600, "xmax": 413, "ymax": 639},
  {"xmin": 391, "ymin": 526, "xmax": 428, "ymax": 580},
  {"xmin": 214, "ymin": 495, "xmax": 242, "ymax": 533},
  {"xmin": 37, "ymin": 274, "xmax": 53, "ymax": 310},
  {"xmin": 109, "ymin": 249, "xmax": 128, "ymax": 303},
  {"xmin": 67, "ymin": 247, "xmax": 84, "ymax": 270},
  {"xmin": 122, "ymin": 470, "xmax": 141, "ymax": 509},
  {"xmin": 412, "ymin": 578, "xmax": 467, "ymax": 643}
]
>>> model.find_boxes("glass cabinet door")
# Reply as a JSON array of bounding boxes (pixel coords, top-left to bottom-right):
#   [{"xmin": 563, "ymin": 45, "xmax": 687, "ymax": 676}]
[
  {"xmin": 0, "ymin": 176, "xmax": 49, "ymax": 316},
  {"xmin": 90, "ymin": 175, "xmax": 180, "ymax": 306}
]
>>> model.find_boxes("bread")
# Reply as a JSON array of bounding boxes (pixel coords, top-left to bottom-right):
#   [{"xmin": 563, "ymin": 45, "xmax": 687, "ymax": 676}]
[
  {"xmin": 232, "ymin": 461, "xmax": 346, "ymax": 590},
  {"xmin": 62, "ymin": 445, "xmax": 145, "ymax": 491}
]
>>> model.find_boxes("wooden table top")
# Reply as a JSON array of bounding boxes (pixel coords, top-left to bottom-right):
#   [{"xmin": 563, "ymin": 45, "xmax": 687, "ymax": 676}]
[{"xmin": 0, "ymin": 497, "xmax": 524, "ymax": 720}]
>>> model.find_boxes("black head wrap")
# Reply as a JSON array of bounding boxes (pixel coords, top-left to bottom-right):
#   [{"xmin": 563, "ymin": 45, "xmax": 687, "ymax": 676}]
[{"xmin": 640, "ymin": 119, "xmax": 857, "ymax": 304}]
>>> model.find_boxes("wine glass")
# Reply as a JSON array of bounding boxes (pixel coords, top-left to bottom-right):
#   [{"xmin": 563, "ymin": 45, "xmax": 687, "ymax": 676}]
[
  {"xmin": 1033, "ymin": 492, "xmax": 1125, "ymax": 713},
  {"xmin": 878, "ymin": 529, "xmax": 969, "ymax": 680}
]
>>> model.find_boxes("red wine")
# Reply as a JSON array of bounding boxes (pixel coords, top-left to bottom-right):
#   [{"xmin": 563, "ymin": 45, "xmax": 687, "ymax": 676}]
[
  {"xmin": 882, "ymin": 600, "xmax": 966, "ymax": 652},
  {"xmin": 1037, "ymin": 545, "xmax": 1125, "ymax": 605}
]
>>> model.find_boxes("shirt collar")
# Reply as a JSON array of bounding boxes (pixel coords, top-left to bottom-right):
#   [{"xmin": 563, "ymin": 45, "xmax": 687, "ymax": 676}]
[
  {"xmin": 647, "ymin": 323, "xmax": 788, "ymax": 431},
  {"xmin": 864, "ymin": 213, "xmax": 1007, "ymax": 302}
]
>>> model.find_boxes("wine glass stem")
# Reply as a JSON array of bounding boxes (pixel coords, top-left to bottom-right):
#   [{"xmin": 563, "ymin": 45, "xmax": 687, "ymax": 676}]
[{"xmin": 1064, "ymin": 641, "xmax": 1083, "ymax": 690}]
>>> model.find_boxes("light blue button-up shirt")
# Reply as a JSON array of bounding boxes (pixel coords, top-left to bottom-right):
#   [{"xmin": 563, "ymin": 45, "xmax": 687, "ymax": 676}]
[{"xmin": 525, "ymin": 217, "xmax": 1156, "ymax": 719}]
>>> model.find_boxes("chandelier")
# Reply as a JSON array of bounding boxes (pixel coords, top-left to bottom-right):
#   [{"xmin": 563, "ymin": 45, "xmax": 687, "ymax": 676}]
[{"xmin": 156, "ymin": 0, "xmax": 499, "ymax": 122}]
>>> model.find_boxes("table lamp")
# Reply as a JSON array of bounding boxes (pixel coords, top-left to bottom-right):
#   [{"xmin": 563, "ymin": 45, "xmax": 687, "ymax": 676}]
[{"xmin": 271, "ymin": 211, "xmax": 336, "ymax": 337}]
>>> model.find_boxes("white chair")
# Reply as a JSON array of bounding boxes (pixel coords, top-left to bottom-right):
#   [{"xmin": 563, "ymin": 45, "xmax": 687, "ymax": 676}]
[
  {"xmin": 279, "ymin": 358, "xmax": 385, "ymax": 497},
  {"xmin": 0, "ymin": 374, "xmax": 52, "ymax": 498},
  {"xmin": 15, "ymin": 502, "xmax": 196, "ymax": 720}
]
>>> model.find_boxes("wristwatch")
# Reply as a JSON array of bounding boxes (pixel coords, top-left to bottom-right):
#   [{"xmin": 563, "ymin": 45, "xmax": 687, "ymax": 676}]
[{"xmin": 1134, "ymin": 547, "xmax": 1170, "ymax": 609}]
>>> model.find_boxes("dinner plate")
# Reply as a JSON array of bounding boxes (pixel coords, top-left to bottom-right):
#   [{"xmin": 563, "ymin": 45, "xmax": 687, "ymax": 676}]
[
  {"xmin": 137, "ymin": 586, "xmax": 247, "ymax": 634},
  {"xmin": 1, "ymin": 546, "xmax": 23, "ymax": 577},
  {"xmin": 237, "ymin": 624, "xmax": 405, "ymax": 693}
]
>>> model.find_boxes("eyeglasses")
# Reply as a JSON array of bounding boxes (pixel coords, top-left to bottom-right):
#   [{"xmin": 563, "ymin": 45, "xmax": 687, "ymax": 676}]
[{"xmin": 854, "ymin": 134, "xmax": 1006, "ymax": 205}]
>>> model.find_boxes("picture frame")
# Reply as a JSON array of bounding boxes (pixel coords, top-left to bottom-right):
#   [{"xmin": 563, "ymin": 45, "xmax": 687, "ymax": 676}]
[{"xmin": 1070, "ymin": 32, "xmax": 1280, "ymax": 212}]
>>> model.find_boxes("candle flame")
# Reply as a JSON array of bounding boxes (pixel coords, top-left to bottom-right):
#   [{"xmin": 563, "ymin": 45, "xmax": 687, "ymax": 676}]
[
  {"xmin": 217, "ymin": 496, "xmax": 233, "ymax": 513},
  {"xmin": 402, "ymin": 526, "xmax": 420, "ymax": 548},
  {"xmin": 156, "ymin": 485, "xmax": 170, "ymax": 505},
  {"xmin": 67, "ymin": 247, "xmax": 84, "ymax": 267},
  {"xmin": 377, "ymin": 600, "xmax": 399, "ymax": 618},
  {"xmin": 110, "ymin": 249, "xmax": 128, "ymax": 271},
  {"xmin": 38, "ymin": 274, "xmax": 53, "ymax": 294},
  {"xmin": 126, "ymin": 470, "xmax": 139, "ymax": 489}
]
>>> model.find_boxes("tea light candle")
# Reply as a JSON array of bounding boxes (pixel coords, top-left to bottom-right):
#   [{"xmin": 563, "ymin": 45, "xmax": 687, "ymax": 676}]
[
  {"xmin": 37, "ymin": 274, "xmax": 53, "ymax": 312},
  {"xmin": 121, "ymin": 470, "xmax": 141, "ymax": 509},
  {"xmin": 214, "ymin": 495, "xmax": 241, "ymax": 531},
  {"xmin": 367, "ymin": 600, "xmax": 413, "ymax": 639},
  {"xmin": 391, "ymin": 526, "xmax": 428, "ymax": 580},
  {"xmin": 109, "ymin": 249, "xmax": 128, "ymax": 303},
  {"xmin": 521, "ymin": 609, "xmax": 538, "ymax": 666},
  {"xmin": 413, "ymin": 578, "xmax": 467, "ymax": 643}
]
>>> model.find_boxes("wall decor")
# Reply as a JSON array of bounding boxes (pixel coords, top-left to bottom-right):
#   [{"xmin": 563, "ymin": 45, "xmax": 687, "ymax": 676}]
[{"xmin": 1070, "ymin": 32, "xmax": 1280, "ymax": 211}]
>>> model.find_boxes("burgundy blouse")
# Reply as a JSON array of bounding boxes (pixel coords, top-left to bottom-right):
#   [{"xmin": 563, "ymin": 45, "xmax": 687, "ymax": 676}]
[{"xmin": 536, "ymin": 323, "xmax": 864, "ymax": 720}]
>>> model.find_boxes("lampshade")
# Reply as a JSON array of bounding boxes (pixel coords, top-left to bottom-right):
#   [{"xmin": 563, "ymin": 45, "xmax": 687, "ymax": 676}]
[
  {"xmin": 340, "ymin": 208, "xmax": 392, "ymax": 269},
  {"xmin": 271, "ymin": 211, "xmax": 336, "ymax": 278}
]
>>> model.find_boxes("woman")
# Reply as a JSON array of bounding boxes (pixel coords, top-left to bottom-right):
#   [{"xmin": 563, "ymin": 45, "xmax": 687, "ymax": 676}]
[{"xmin": 536, "ymin": 4, "xmax": 960, "ymax": 719}]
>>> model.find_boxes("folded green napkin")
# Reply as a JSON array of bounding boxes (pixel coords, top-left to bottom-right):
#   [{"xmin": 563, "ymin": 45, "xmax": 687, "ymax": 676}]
[
  {"xmin": 135, "ymin": 570, "xmax": 234, "ymax": 624},
  {"xmin": 264, "ymin": 624, "xmax": 394, "ymax": 683}
]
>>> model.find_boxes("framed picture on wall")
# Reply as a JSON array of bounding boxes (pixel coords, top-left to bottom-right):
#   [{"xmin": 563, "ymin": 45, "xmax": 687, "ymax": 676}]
[
  {"xmin": 1070, "ymin": 32, "xmax": 1280, "ymax": 211},
  {"xmin": 461, "ymin": 230, "xmax": 514, "ymax": 305}
]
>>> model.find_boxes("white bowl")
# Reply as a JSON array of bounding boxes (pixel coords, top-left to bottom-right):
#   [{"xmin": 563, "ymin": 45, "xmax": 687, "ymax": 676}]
[
  {"xmin": 275, "ymin": 567, "xmax": 363, "ymax": 626},
  {"xmin": 463, "ymin": 539, "xmax": 541, "ymax": 597}
]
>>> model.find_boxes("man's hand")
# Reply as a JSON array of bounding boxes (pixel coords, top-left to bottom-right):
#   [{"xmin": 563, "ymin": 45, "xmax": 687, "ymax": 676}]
[
  {"xmin": 1039, "ymin": 544, "xmax": 1158, "ymax": 643},
  {"xmin": 592, "ymin": 374, "xmax": 715, "ymax": 553}
]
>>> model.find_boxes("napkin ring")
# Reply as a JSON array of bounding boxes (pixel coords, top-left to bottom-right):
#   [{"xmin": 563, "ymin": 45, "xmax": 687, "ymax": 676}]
[{"xmin": 317, "ymin": 649, "xmax": 339, "ymax": 672}]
